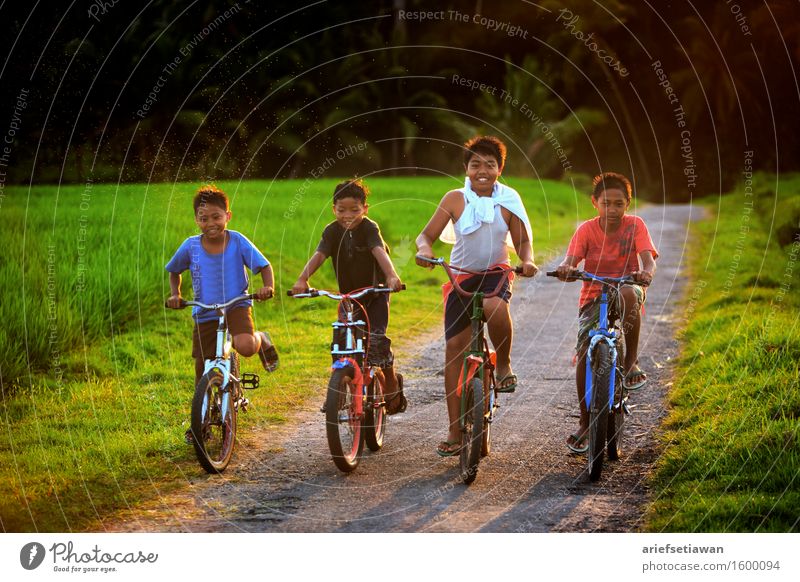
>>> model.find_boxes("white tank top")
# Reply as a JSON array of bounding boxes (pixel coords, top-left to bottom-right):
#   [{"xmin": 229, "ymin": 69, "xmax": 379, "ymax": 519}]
[{"xmin": 450, "ymin": 201, "xmax": 510, "ymax": 270}]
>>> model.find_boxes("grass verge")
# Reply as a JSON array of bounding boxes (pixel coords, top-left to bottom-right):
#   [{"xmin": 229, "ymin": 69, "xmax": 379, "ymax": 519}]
[{"xmin": 646, "ymin": 175, "xmax": 800, "ymax": 532}]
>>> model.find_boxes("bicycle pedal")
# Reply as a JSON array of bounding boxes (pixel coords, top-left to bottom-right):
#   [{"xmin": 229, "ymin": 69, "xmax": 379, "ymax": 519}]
[
  {"xmin": 241, "ymin": 372, "xmax": 260, "ymax": 390},
  {"xmin": 622, "ymin": 401, "xmax": 632, "ymax": 415}
]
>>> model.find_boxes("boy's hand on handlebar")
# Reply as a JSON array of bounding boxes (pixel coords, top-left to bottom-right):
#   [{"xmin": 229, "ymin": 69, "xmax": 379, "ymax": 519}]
[
  {"xmin": 254, "ymin": 286, "xmax": 274, "ymax": 301},
  {"xmin": 631, "ymin": 270, "xmax": 653, "ymax": 286},
  {"xmin": 290, "ymin": 279, "xmax": 310, "ymax": 296},
  {"xmin": 386, "ymin": 275, "xmax": 404, "ymax": 292},
  {"xmin": 166, "ymin": 294, "xmax": 184, "ymax": 309},
  {"xmin": 520, "ymin": 260, "xmax": 538, "ymax": 278},
  {"xmin": 415, "ymin": 250, "xmax": 435, "ymax": 269},
  {"xmin": 555, "ymin": 264, "xmax": 580, "ymax": 281}
]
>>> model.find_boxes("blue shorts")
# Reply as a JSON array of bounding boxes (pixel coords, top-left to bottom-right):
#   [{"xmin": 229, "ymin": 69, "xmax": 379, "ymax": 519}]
[{"xmin": 444, "ymin": 272, "xmax": 513, "ymax": 340}]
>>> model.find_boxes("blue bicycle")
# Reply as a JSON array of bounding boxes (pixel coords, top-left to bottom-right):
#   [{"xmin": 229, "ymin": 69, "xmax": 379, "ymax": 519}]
[
  {"xmin": 167, "ymin": 294, "xmax": 260, "ymax": 473},
  {"xmin": 547, "ymin": 270, "xmax": 632, "ymax": 481}
]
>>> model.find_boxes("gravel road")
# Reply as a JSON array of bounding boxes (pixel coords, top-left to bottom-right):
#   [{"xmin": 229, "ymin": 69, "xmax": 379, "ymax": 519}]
[{"xmin": 107, "ymin": 204, "xmax": 698, "ymax": 533}]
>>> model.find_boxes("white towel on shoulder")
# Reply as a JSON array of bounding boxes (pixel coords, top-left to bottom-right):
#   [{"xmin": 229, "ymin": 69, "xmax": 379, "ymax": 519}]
[{"xmin": 439, "ymin": 178, "xmax": 532, "ymax": 248}]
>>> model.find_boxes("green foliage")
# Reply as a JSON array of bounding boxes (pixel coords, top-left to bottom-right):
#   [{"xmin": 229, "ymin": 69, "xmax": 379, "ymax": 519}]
[
  {"xmin": 647, "ymin": 175, "xmax": 800, "ymax": 532},
  {"xmin": 0, "ymin": 177, "xmax": 593, "ymax": 531}
]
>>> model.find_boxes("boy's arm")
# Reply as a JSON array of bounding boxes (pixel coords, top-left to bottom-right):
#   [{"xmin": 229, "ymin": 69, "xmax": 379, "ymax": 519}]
[
  {"xmin": 508, "ymin": 213, "xmax": 538, "ymax": 277},
  {"xmin": 415, "ymin": 191, "xmax": 459, "ymax": 268},
  {"xmin": 371, "ymin": 247, "xmax": 402, "ymax": 291},
  {"xmin": 255, "ymin": 264, "xmax": 275, "ymax": 300},
  {"xmin": 291, "ymin": 251, "xmax": 327, "ymax": 294},
  {"xmin": 632, "ymin": 251, "xmax": 656, "ymax": 285},
  {"xmin": 166, "ymin": 272, "xmax": 183, "ymax": 308}
]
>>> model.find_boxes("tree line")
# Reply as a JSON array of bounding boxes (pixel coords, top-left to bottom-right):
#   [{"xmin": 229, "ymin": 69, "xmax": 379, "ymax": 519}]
[{"xmin": 0, "ymin": 0, "xmax": 797, "ymax": 200}]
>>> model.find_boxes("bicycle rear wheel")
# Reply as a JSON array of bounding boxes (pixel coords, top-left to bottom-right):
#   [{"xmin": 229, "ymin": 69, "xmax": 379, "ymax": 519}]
[
  {"xmin": 460, "ymin": 377, "xmax": 484, "ymax": 484},
  {"xmin": 364, "ymin": 373, "xmax": 386, "ymax": 452},
  {"xmin": 191, "ymin": 371, "xmax": 237, "ymax": 474},
  {"xmin": 588, "ymin": 342, "xmax": 612, "ymax": 481},
  {"xmin": 326, "ymin": 366, "xmax": 363, "ymax": 472}
]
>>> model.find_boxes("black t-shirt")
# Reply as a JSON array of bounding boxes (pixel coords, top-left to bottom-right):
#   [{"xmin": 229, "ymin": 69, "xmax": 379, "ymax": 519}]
[{"xmin": 316, "ymin": 217, "xmax": 388, "ymax": 293}]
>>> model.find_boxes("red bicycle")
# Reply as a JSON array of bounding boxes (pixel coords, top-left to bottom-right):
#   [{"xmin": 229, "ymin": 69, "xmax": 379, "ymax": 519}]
[
  {"xmin": 417, "ymin": 256, "xmax": 520, "ymax": 483},
  {"xmin": 288, "ymin": 285, "xmax": 404, "ymax": 472}
]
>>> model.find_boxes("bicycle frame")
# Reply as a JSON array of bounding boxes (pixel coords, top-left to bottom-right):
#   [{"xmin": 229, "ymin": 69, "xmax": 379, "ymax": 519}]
[
  {"xmin": 289, "ymin": 287, "xmax": 395, "ymax": 420},
  {"xmin": 331, "ymin": 297, "xmax": 368, "ymax": 420},
  {"xmin": 416, "ymin": 256, "xmax": 515, "ymax": 417},
  {"xmin": 176, "ymin": 294, "xmax": 254, "ymax": 414},
  {"xmin": 585, "ymin": 280, "xmax": 621, "ymax": 415}
]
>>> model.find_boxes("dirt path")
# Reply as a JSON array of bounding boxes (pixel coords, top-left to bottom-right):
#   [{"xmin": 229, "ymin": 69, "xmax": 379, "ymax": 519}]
[{"xmin": 107, "ymin": 205, "xmax": 698, "ymax": 533}]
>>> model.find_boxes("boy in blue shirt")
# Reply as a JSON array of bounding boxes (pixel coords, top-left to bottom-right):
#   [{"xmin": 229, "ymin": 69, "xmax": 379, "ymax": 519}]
[{"xmin": 166, "ymin": 185, "xmax": 278, "ymax": 390}]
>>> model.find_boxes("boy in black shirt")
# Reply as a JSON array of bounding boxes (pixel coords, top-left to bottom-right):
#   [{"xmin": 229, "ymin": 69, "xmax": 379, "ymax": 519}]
[{"xmin": 291, "ymin": 179, "xmax": 406, "ymax": 413}]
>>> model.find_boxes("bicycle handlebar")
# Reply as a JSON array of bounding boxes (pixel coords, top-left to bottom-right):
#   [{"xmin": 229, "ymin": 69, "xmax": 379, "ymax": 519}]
[
  {"xmin": 164, "ymin": 293, "xmax": 256, "ymax": 311},
  {"xmin": 287, "ymin": 285, "xmax": 406, "ymax": 300},
  {"xmin": 416, "ymin": 255, "xmax": 521, "ymax": 298},
  {"xmin": 545, "ymin": 270, "xmax": 636, "ymax": 285}
]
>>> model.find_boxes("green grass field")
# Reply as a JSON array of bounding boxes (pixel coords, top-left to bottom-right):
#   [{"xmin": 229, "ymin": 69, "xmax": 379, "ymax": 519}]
[
  {"xmin": 0, "ymin": 176, "xmax": 594, "ymax": 531},
  {"xmin": 646, "ymin": 175, "xmax": 800, "ymax": 532}
]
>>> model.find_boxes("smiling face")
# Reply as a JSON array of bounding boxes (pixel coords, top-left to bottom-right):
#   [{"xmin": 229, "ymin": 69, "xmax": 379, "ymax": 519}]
[
  {"xmin": 465, "ymin": 152, "xmax": 501, "ymax": 195},
  {"xmin": 593, "ymin": 188, "xmax": 630, "ymax": 228},
  {"xmin": 333, "ymin": 196, "xmax": 368, "ymax": 230},
  {"xmin": 195, "ymin": 202, "xmax": 231, "ymax": 241}
]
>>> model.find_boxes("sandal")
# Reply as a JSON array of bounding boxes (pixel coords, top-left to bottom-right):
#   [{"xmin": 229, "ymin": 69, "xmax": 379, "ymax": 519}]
[
  {"xmin": 624, "ymin": 367, "xmax": 647, "ymax": 391},
  {"xmin": 436, "ymin": 439, "xmax": 462, "ymax": 457},
  {"xmin": 258, "ymin": 331, "xmax": 279, "ymax": 372},
  {"xmin": 496, "ymin": 373, "xmax": 518, "ymax": 393},
  {"xmin": 385, "ymin": 374, "xmax": 407, "ymax": 415},
  {"xmin": 566, "ymin": 432, "xmax": 589, "ymax": 454}
]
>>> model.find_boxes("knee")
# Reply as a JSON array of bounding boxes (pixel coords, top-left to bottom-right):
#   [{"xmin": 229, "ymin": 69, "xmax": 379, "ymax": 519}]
[
  {"xmin": 619, "ymin": 288, "xmax": 640, "ymax": 313},
  {"xmin": 233, "ymin": 334, "xmax": 257, "ymax": 357},
  {"xmin": 483, "ymin": 298, "xmax": 508, "ymax": 320}
]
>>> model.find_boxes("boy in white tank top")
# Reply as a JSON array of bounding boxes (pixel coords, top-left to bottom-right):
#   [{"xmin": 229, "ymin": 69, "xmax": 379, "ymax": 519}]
[{"xmin": 416, "ymin": 136, "xmax": 538, "ymax": 457}]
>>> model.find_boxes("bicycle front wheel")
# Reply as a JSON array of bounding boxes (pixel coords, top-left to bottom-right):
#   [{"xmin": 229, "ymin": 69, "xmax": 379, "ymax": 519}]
[
  {"xmin": 588, "ymin": 342, "xmax": 612, "ymax": 481},
  {"xmin": 460, "ymin": 377, "xmax": 484, "ymax": 484},
  {"xmin": 364, "ymin": 373, "xmax": 386, "ymax": 452},
  {"xmin": 326, "ymin": 366, "xmax": 364, "ymax": 472},
  {"xmin": 191, "ymin": 371, "xmax": 237, "ymax": 474}
]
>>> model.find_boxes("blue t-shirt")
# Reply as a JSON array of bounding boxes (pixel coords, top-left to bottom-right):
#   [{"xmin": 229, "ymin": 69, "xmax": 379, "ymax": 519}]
[{"xmin": 165, "ymin": 230, "xmax": 269, "ymax": 323}]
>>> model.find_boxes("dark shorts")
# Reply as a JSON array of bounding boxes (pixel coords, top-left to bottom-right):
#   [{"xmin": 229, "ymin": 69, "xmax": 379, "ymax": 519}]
[
  {"xmin": 444, "ymin": 271, "xmax": 513, "ymax": 340},
  {"xmin": 337, "ymin": 293, "xmax": 393, "ymax": 368},
  {"xmin": 192, "ymin": 306, "xmax": 255, "ymax": 361},
  {"xmin": 576, "ymin": 284, "xmax": 645, "ymax": 353}
]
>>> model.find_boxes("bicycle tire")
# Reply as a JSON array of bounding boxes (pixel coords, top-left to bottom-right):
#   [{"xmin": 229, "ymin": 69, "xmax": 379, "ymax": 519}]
[
  {"xmin": 607, "ymin": 336, "xmax": 625, "ymax": 461},
  {"xmin": 230, "ymin": 352, "xmax": 242, "ymax": 404},
  {"xmin": 364, "ymin": 373, "xmax": 386, "ymax": 452},
  {"xmin": 191, "ymin": 371, "xmax": 237, "ymax": 474},
  {"xmin": 481, "ymin": 367, "xmax": 495, "ymax": 457},
  {"xmin": 460, "ymin": 377, "xmax": 484, "ymax": 484},
  {"xmin": 588, "ymin": 342, "xmax": 612, "ymax": 481},
  {"xmin": 326, "ymin": 366, "xmax": 363, "ymax": 472}
]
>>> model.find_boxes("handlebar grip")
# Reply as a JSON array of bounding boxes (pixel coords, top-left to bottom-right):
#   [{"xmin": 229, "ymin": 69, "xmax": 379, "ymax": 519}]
[
  {"xmin": 400, "ymin": 284, "xmax": 407, "ymax": 291},
  {"xmin": 546, "ymin": 271, "xmax": 558, "ymax": 277},
  {"xmin": 164, "ymin": 299, "xmax": 188, "ymax": 309},
  {"xmin": 286, "ymin": 290, "xmax": 294, "ymax": 297},
  {"xmin": 514, "ymin": 266, "xmax": 524, "ymax": 274}
]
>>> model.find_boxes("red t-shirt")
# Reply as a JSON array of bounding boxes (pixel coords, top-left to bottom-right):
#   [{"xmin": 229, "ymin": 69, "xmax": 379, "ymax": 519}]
[{"xmin": 566, "ymin": 215, "xmax": 659, "ymax": 307}]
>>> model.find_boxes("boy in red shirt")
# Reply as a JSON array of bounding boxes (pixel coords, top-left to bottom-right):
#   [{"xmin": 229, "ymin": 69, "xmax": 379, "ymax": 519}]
[{"xmin": 555, "ymin": 172, "xmax": 658, "ymax": 453}]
